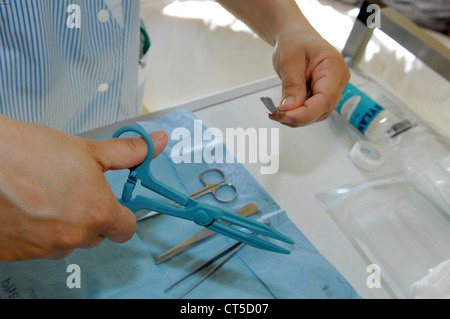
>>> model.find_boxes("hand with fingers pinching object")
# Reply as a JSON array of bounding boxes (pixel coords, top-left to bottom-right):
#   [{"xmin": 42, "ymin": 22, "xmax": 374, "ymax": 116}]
[
  {"xmin": 271, "ymin": 25, "xmax": 350, "ymax": 127},
  {"xmin": 0, "ymin": 115, "xmax": 168, "ymax": 261},
  {"xmin": 217, "ymin": 0, "xmax": 350, "ymax": 127}
]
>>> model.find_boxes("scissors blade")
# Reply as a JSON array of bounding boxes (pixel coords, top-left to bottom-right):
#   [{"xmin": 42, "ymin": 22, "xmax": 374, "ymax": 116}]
[
  {"xmin": 218, "ymin": 209, "xmax": 294, "ymax": 245},
  {"xmin": 155, "ymin": 203, "xmax": 258, "ymax": 264},
  {"xmin": 136, "ymin": 210, "xmax": 159, "ymax": 221},
  {"xmin": 207, "ymin": 217, "xmax": 292, "ymax": 254},
  {"xmin": 261, "ymin": 97, "xmax": 282, "ymax": 114}
]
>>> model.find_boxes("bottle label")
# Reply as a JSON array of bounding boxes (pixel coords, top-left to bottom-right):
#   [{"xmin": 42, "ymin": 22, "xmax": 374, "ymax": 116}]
[{"xmin": 335, "ymin": 83, "xmax": 385, "ymax": 134}]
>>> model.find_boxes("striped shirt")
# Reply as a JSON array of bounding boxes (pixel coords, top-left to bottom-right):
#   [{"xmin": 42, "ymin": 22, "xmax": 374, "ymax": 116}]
[{"xmin": 0, "ymin": 0, "xmax": 142, "ymax": 134}]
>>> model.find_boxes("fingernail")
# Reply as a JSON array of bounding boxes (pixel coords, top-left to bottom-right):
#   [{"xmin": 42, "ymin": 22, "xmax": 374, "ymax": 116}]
[
  {"xmin": 151, "ymin": 130, "xmax": 165, "ymax": 139},
  {"xmin": 279, "ymin": 96, "xmax": 296, "ymax": 111},
  {"xmin": 278, "ymin": 115, "xmax": 296, "ymax": 124},
  {"xmin": 268, "ymin": 112, "xmax": 295, "ymax": 124},
  {"xmin": 150, "ymin": 130, "xmax": 168, "ymax": 146}
]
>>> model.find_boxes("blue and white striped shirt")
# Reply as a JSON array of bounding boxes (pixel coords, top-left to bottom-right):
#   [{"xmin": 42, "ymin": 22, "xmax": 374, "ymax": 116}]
[{"xmin": 0, "ymin": 0, "xmax": 142, "ymax": 134}]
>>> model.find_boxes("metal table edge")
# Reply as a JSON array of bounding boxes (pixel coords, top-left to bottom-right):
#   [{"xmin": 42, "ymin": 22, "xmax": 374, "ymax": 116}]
[{"xmin": 78, "ymin": 75, "xmax": 281, "ymax": 139}]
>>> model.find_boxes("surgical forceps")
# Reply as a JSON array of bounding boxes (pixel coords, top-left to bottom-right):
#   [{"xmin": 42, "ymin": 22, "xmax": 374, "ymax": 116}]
[
  {"xmin": 113, "ymin": 125, "xmax": 294, "ymax": 255},
  {"xmin": 155, "ymin": 203, "xmax": 259, "ymax": 264},
  {"xmin": 137, "ymin": 168, "xmax": 237, "ymax": 222},
  {"xmin": 165, "ymin": 222, "xmax": 271, "ymax": 299}
]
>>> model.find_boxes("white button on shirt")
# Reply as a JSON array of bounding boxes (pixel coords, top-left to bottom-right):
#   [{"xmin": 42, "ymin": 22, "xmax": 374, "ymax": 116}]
[
  {"xmin": 97, "ymin": 83, "xmax": 110, "ymax": 93},
  {"xmin": 0, "ymin": 0, "xmax": 142, "ymax": 134},
  {"xmin": 97, "ymin": 9, "xmax": 111, "ymax": 23}
]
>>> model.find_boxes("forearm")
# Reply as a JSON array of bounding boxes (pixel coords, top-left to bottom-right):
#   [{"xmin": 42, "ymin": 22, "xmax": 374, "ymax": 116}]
[
  {"xmin": 216, "ymin": 0, "xmax": 316, "ymax": 45},
  {"xmin": 218, "ymin": 0, "xmax": 349, "ymax": 126}
]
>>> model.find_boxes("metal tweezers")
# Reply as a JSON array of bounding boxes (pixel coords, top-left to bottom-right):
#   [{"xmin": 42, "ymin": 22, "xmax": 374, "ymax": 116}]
[
  {"xmin": 165, "ymin": 222, "xmax": 271, "ymax": 299},
  {"xmin": 155, "ymin": 203, "xmax": 259, "ymax": 264}
]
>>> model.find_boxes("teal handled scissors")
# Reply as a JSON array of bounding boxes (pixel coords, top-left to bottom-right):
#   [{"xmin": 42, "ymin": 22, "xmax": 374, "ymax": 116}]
[{"xmin": 113, "ymin": 125, "xmax": 294, "ymax": 254}]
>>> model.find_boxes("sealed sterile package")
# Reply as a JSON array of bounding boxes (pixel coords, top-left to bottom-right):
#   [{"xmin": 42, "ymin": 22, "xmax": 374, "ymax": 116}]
[
  {"xmin": 316, "ymin": 156, "xmax": 450, "ymax": 298},
  {"xmin": 0, "ymin": 109, "xmax": 360, "ymax": 299}
]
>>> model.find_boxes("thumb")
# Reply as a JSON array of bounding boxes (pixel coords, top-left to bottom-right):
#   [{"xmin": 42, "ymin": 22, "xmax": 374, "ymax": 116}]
[
  {"xmin": 94, "ymin": 130, "xmax": 168, "ymax": 171},
  {"xmin": 276, "ymin": 54, "xmax": 309, "ymax": 112}
]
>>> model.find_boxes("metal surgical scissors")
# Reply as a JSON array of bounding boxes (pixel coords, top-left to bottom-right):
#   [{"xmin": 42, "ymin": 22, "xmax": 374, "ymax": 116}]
[
  {"xmin": 137, "ymin": 168, "xmax": 237, "ymax": 222},
  {"xmin": 113, "ymin": 125, "xmax": 294, "ymax": 255},
  {"xmin": 191, "ymin": 168, "xmax": 238, "ymax": 203}
]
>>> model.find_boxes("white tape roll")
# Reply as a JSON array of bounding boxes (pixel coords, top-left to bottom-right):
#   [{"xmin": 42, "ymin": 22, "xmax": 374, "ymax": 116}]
[{"xmin": 350, "ymin": 141, "xmax": 385, "ymax": 171}]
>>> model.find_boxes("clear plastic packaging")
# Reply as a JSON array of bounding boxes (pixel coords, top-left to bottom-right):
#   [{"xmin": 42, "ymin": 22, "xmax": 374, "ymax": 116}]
[
  {"xmin": 323, "ymin": 69, "xmax": 450, "ymax": 298},
  {"xmin": 316, "ymin": 156, "xmax": 450, "ymax": 298}
]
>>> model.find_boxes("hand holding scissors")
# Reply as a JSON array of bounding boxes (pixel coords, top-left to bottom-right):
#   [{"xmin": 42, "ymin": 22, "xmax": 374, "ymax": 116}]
[
  {"xmin": 137, "ymin": 168, "xmax": 237, "ymax": 222},
  {"xmin": 113, "ymin": 125, "xmax": 294, "ymax": 254}
]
